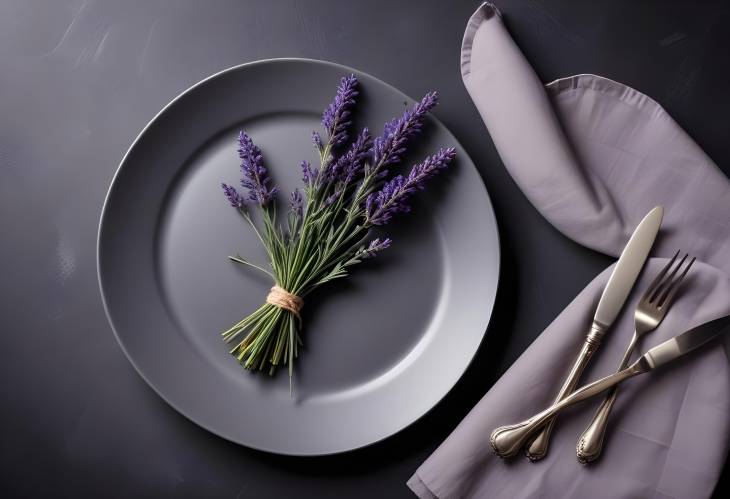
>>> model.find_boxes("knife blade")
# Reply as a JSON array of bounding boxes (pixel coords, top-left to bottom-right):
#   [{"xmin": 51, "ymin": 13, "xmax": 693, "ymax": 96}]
[
  {"xmin": 594, "ymin": 206, "xmax": 665, "ymax": 329},
  {"xmin": 641, "ymin": 315, "xmax": 730, "ymax": 369},
  {"xmin": 525, "ymin": 205, "xmax": 664, "ymax": 460}
]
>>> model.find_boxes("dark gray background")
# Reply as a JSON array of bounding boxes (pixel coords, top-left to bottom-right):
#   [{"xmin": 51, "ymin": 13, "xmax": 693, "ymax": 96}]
[{"xmin": 1, "ymin": 0, "xmax": 727, "ymax": 497}]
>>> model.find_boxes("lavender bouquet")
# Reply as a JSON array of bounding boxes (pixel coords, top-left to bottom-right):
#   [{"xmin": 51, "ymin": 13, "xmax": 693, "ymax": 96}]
[{"xmin": 220, "ymin": 75, "xmax": 455, "ymax": 390}]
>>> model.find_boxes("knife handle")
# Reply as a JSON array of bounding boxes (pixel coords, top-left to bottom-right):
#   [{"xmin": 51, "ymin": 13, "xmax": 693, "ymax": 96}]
[{"xmin": 524, "ymin": 323, "xmax": 606, "ymax": 461}]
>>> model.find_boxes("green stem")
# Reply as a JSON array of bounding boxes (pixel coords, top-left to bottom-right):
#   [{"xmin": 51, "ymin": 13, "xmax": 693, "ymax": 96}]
[{"xmin": 228, "ymin": 255, "xmax": 275, "ymax": 279}]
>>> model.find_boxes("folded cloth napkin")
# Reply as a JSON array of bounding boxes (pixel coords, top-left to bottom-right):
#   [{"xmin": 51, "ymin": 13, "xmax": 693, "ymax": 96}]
[{"xmin": 408, "ymin": 3, "xmax": 730, "ymax": 499}]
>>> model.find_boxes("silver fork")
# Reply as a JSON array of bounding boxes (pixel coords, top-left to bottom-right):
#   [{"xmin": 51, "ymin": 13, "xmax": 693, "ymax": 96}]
[{"xmin": 576, "ymin": 251, "xmax": 695, "ymax": 463}]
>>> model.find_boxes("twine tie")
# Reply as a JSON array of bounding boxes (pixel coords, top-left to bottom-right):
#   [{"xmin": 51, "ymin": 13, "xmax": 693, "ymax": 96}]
[{"xmin": 266, "ymin": 285, "xmax": 303, "ymax": 321}]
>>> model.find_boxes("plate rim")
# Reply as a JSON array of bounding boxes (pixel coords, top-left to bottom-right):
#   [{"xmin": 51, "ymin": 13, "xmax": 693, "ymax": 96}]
[{"xmin": 97, "ymin": 57, "xmax": 501, "ymax": 455}]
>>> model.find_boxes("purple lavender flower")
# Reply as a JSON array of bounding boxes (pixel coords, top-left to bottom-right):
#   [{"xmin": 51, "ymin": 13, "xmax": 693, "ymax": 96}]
[
  {"xmin": 238, "ymin": 131, "xmax": 277, "ymax": 205},
  {"xmin": 372, "ymin": 92, "xmax": 438, "ymax": 170},
  {"xmin": 312, "ymin": 131, "xmax": 323, "ymax": 152},
  {"xmin": 360, "ymin": 238, "xmax": 392, "ymax": 259},
  {"xmin": 365, "ymin": 147, "xmax": 456, "ymax": 226},
  {"xmin": 364, "ymin": 176, "xmax": 408, "ymax": 226},
  {"xmin": 221, "ymin": 183, "xmax": 246, "ymax": 210},
  {"xmin": 324, "ymin": 190, "xmax": 341, "ymax": 206},
  {"xmin": 325, "ymin": 128, "xmax": 372, "ymax": 184},
  {"xmin": 321, "ymin": 74, "xmax": 358, "ymax": 147},
  {"xmin": 301, "ymin": 160, "xmax": 319, "ymax": 186},
  {"xmin": 290, "ymin": 188, "xmax": 303, "ymax": 218}
]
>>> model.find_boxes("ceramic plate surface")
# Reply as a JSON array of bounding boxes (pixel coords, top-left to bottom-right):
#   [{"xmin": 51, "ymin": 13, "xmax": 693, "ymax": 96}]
[{"xmin": 98, "ymin": 58, "xmax": 500, "ymax": 455}]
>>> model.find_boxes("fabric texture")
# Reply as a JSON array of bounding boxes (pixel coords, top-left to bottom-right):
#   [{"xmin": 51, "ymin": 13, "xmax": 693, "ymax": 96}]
[{"xmin": 408, "ymin": 3, "xmax": 730, "ymax": 498}]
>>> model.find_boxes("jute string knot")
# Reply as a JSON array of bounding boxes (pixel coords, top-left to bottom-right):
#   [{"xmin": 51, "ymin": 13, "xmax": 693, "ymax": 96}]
[{"xmin": 266, "ymin": 285, "xmax": 303, "ymax": 321}]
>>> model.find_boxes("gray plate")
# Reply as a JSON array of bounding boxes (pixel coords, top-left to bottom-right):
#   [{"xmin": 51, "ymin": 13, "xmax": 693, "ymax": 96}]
[{"xmin": 98, "ymin": 58, "xmax": 500, "ymax": 455}]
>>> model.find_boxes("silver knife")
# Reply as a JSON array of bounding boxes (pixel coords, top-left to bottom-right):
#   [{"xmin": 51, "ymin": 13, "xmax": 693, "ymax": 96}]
[
  {"xmin": 491, "ymin": 314, "xmax": 730, "ymax": 458},
  {"xmin": 525, "ymin": 206, "xmax": 664, "ymax": 461}
]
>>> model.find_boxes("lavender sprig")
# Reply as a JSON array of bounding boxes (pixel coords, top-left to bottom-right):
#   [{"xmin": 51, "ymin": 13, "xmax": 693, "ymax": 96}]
[
  {"xmin": 359, "ymin": 237, "xmax": 392, "ymax": 259},
  {"xmin": 219, "ymin": 76, "xmax": 455, "ymax": 389},
  {"xmin": 289, "ymin": 189, "xmax": 303, "ymax": 218},
  {"xmin": 326, "ymin": 128, "xmax": 372, "ymax": 185},
  {"xmin": 371, "ymin": 91, "xmax": 438, "ymax": 172},
  {"xmin": 321, "ymin": 74, "xmax": 358, "ymax": 148},
  {"xmin": 365, "ymin": 147, "xmax": 456, "ymax": 226},
  {"xmin": 221, "ymin": 183, "xmax": 246, "ymax": 210},
  {"xmin": 301, "ymin": 160, "xmax": 318, "ymax": 186},
  {"xmin": 312, "ymin": 131, "xmax": 323, "ymax": 152},
  {"xmin": 238, "ymin": 131, "xmax": 277, "ymax": 205}
]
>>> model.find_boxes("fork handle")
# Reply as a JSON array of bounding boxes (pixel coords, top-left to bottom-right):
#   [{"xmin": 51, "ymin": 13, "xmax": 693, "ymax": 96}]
[
  {"xmin": 524, "ymin": 322, "xmax": 605, "ymax": 461},
  {"xmin": 576, "ymin": 332, "xmax": 639, "ymax": 463}
]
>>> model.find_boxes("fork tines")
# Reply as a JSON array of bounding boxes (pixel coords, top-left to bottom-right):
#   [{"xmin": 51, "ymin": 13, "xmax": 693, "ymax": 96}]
[{"xmin": 645, "ymin": 250, "xmax": 696, "ymax": 309}]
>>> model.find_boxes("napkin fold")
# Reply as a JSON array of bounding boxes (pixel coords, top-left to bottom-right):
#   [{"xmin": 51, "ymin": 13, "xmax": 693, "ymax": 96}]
[{"xmin": 409, "ymin": 3, "xmax": 730, "ymax": 498}]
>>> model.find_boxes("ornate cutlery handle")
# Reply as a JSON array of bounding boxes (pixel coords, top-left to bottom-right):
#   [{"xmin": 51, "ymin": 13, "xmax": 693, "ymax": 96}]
[
  {"xmin": 525, "ymin": 323, "xmax": 605, "ymax": 461},
  {"xmin": 576, "ymin": 332, "xmax": 638, "ymax": 463},
  {"xmin": 490, "ymin": 362, "xmax": 646, "ymax": 458}
]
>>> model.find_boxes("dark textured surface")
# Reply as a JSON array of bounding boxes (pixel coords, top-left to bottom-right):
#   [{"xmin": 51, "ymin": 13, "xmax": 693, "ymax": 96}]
[{"xmin": 1, "ymin": 0, "xmax": 728, "ymax": 497}]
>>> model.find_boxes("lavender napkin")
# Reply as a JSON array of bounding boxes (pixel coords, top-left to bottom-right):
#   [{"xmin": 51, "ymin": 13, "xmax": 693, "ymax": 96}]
[{"xmin": 408, "ymin": 3, "xmax": 730, "ymax": 499}]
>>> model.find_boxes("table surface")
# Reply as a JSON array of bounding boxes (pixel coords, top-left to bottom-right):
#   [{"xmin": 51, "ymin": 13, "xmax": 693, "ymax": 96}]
[{"xmin": 1, "ymin": 1, "xmax": 728, "ymax": 497}]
